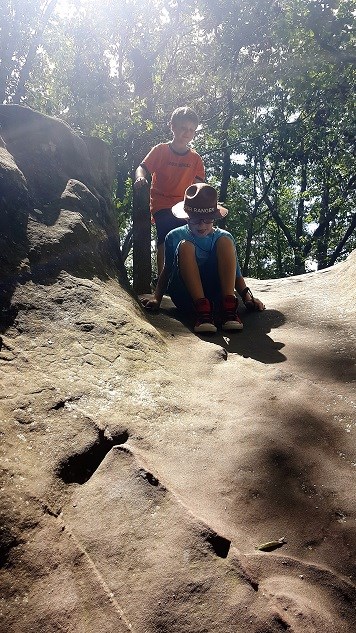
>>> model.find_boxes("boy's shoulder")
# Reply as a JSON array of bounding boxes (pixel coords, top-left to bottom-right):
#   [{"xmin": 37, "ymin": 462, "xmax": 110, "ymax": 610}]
[
  {"xmin": 190, "ymin": 147, "xmax": 204, "ymax": 163},
  {"xmin": 167, "ymin": 223, "xmax": 189, "ymax": 236},
  {"xmin": 150, "ymin": 143, "xmax": 201, "ymax": 155},
  {"xmin": 151, "ymin": 141, "xmax": 169, "ymax": 152},
  {"xmin": 144, "ymin": 142, "xmax": 170, "ymax": 157},
  {"xmin": 213, "ymin": 227, "xmax": 235, "ymax": 241},
  {"xmin": 165, "ymin": 224, "xmax": 189, "ymax": 241}
]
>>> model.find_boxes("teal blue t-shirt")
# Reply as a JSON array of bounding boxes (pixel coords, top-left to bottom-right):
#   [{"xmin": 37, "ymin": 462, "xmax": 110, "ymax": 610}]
[{"xmin": 164, "ymin": 225, "xmax": 242, "ymax": 277}]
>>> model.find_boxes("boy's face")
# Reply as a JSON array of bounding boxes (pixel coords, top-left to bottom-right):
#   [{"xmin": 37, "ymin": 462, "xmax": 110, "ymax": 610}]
[
  {"xmin": 187, "ymin": 217, "xmax": 214, "ymax": 237},
  {"xmin": 171, "ymin": 119, "xmax": 197, "ymax": 146}
]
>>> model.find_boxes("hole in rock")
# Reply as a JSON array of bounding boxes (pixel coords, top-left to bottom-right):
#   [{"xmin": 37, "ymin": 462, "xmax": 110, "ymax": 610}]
[
  {"xmin": 206, "ymin": 533, "xmax": 231, "ymax": 558},
  {"xmin": 57, "ymin": 429, "xmax": 129, "ymax": 484},
  {"xmin": 75, "ymin": 322, "xmax": 95, "ymax": 332},
  {"xmin": 273, "ymin": 615, "xmax": 290, "ymax": 631},
  {"xmin": 51, "ymin": 396, "xmax": 81, "ymax": 410},
  {"xmin": 52, "ymin": 400, "xmax": 66, "ymax": 410},
  {"xmin": 0, "ymin": 305, "xmax": 18, "ymax": 332},
  {"xmin": 138, "ymin": 468, "xmax": 159, "ymax": 486},
  {"xmin": 0, "ymin": 529, "xmax": 22, "ymax": 568}
]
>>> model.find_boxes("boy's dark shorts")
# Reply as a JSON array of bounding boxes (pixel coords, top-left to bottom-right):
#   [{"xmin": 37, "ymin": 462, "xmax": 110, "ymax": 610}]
[{"xmin": 154, "ymin": 208, "xmax": 187, "ymax": 245}]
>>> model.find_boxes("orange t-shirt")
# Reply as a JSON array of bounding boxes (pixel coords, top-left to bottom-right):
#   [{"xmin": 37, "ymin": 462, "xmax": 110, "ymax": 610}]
[{"xmin": 142, "ymin": 143, "xmax": 205, "ymax": 215}]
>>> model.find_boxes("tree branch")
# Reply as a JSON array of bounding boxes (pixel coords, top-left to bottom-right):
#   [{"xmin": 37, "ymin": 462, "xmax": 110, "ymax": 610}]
[{"xmin": 328, "ymin": 214, "xmax": 356, "ymax": 267}]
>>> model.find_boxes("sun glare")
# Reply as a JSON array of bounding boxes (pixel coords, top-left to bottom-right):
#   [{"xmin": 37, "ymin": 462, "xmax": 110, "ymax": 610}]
[{"xmin": 55, "ymin": 0, "xmax": 81, "ymax": 20}]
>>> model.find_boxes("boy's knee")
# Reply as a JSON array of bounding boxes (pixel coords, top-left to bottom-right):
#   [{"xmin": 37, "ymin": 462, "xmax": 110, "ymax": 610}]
[
  {"xmin": 216, "ymin": 236, "xmax": 234, "ymax": 251},
  {"xmin": 178, "ymin": 239, "xmax": 195, "ymax": 255}
]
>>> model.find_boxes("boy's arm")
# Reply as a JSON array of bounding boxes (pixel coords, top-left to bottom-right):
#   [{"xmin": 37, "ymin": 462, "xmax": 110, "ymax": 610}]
[
  {"xmin": 140, "ymin": 265, "xmax": 169, "ymax": 311},
  {"xmin": 194, "ymin": 153, "xmax": 205, "ymax": 184},
  {"xmin": 235, "ymin": 276, "xmax": 265, "ymax": 311},
  {"xmin": 134, "ymin": 164, "xmax": 150, "ymax": 189}
]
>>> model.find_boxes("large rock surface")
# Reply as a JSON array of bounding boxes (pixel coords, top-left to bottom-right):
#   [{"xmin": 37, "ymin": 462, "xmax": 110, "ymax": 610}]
[
  {"xmin": 0, "ymin": 105, "xmax": 128, "ymax": 314},
  {"xmin": 0, "ymin": 106, "xmax": 355, "ymax": 633}
]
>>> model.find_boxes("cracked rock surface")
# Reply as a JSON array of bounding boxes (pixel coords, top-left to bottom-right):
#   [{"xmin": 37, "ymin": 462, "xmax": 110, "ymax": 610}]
[
  {"xmin": 0, "ymin": 105, "xmax": 355, "ymax": 632},
  {"xmin": 1, "ymin": 253, "xmax": 355, "ymax": 633}
]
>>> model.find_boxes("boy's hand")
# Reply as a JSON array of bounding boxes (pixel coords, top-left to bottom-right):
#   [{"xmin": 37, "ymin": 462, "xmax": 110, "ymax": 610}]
[
  {"xmin": 134, "ymin": 177, "xmax": 148, "ymax": 189},
  {"xmin": 245, "ymin": 296, "xmax": 265, "ymax": 311},
  {"xmin": 140, "ymin": 295, "xmax": 161, "ymax": 311}
]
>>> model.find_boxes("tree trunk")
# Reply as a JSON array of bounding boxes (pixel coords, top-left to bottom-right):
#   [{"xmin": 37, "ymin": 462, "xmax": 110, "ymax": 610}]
[
  {"xmin": 132, "ymin": 186, "xmax": 151, "ymax": 294},
  {"xmin": 217, "ymin": 92, "xmax": 234, "ymax": 230},
  {"xmin": 316, "ymin": 177, "xmax": 330, "ymax": 270},
  {"xmin": 243, "ymin": 156, "xmax": 258, "ymax": 276},
  {"xmin": 121, "ymin": 227, "xmax": 133, "ymax": 262},
  {"xmin": 242, "ymin": 220, "xmax": 253, "ymax": 277},
  {"xmin": 296, "ymin": 158, "xmax": 307, "ymax": 240},
  {"xmin": 328, "ymin": 213, "xmax": 356, "ymax": 267},
  {"xmin": 13, "ymin": 0, "xmax": 58, "ymax": 103},
  {"xmin": 0, "ymin": 19, "xmax": 15, "ymax": 102},
  {"xmin": 276, "ymin": 224, "xmax": 284, "ymax": 277}
]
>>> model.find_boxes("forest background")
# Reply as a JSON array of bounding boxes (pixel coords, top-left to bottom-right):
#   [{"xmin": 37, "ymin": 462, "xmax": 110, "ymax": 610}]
[{"xmin": 1, "ymin": 0, "xmax": 355, "ymax": 279}]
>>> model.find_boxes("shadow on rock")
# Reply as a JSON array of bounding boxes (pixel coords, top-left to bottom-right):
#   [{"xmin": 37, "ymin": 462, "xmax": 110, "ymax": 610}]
[
  {"xmin": 152, "ymin": 301, "xmax": 287, "ymax": 364},
  {"xmin": 207, "ymin": 309, "xmax": 286, "ymax": 363},
  {"xmin": 231, "ymin": 403, "xmax": 356, "ymax": 578}
]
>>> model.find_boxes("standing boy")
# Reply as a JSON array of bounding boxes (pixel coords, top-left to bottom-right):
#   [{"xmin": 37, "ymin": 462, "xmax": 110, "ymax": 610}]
[
  {"xmin": 141, "ymin": 183, "xmax": 265, "ymax": 333},
  {"xmin": 133, "ymin": 106, "xmax": 205, "ymax": 274}
]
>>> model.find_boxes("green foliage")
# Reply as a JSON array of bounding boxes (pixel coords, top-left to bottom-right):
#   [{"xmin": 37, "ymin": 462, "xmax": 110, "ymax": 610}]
[{"xmin": 1, "ymin": 0, "xmax": 354, "ymax": 277}]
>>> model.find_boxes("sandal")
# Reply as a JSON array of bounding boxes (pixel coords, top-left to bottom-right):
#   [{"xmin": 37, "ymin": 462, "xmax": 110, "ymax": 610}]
[{"xmin": 240, "ymin": 287, "xmax": 259, "ymax": 311}]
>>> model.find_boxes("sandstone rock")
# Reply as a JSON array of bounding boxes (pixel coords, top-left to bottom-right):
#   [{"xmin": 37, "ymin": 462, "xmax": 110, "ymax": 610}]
[
  {"xmin": 0, "ymin": 105, "xmax": 128, "ymax": 324},
  {"xmin": 0, "ymin": 105, "xmax": 355, "ymax": 633},
  {"xmin": 0, "ymin": 139, "xmax": 30, "ymax": 235},
  {"xmin": 0, "ymin": 105, "xmax": 95, "ymax": 206}
]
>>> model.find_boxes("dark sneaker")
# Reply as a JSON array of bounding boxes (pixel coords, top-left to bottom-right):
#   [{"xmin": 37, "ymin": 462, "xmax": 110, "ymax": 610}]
[
  {"xmin": 221, "ymin": 295, "xmax": 243, "ymax": 331},
  {"xmin": 194, "ymin": 298, "xmax": 217, "ymax": 333}
]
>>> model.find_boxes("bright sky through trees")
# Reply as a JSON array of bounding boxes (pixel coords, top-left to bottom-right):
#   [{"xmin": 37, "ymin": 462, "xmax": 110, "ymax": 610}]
[{"xmin": 1, "ymin": 0, "xmax": 354, "ymax": 277}]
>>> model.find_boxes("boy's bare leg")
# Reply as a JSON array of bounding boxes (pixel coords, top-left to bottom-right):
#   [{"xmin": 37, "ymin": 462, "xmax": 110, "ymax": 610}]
[
  {"xmin": 216, "ymin": 236, "xmax": 237, "ymax": 296},
  {"xmin": 178, "ymin": 240, "xmax": 204, "ymax": 301},
  {"xmin": 216, "ymin": 237, "xmax": 243, "ymax": 330},
  {"xmin": 157, "ymin": 243, "xmax": 164, "ymax": 276}
]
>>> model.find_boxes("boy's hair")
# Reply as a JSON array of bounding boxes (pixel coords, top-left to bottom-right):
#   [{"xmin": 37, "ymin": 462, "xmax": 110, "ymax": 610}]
[{"xmin": 170, "ymin": 106, "xmax": 199, "ymax": 128}]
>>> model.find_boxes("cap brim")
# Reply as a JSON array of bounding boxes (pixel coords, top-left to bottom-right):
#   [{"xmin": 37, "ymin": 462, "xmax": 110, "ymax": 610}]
[{"xmin": 172, "ymin": 201, "xmax": 228, "ymax": 220}]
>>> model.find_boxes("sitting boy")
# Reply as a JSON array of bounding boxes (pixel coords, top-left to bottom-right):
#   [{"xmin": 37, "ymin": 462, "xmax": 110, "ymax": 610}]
[
  {"xmin": 141, "ymin": 183, "xmax": 265, "ymax": 333},
  {"xmin": 133, "ymin": 106, "xmax": 205, "ymax": 274}
]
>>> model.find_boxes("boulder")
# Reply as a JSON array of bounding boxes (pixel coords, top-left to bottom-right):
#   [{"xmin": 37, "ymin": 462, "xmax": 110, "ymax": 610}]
[{"xmin": 0, "ymin": 105, "xmax": 128, "ymax": 320}]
